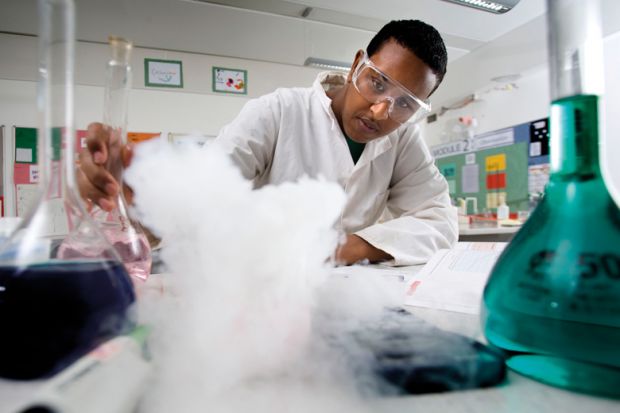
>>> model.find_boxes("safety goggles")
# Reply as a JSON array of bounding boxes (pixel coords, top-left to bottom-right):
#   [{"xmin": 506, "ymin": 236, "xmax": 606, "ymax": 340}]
[{"xmin": 351, "ymin": 51, "xmax": 431, "ymax": 124}]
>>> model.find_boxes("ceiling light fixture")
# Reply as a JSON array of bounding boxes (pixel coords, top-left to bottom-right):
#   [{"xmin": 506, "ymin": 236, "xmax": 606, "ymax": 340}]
[
  {"xmin": 491, "ymin": 73, "xmax": 522, "ymax": 83},
  {"xmin": 304, "ymin": 57, "xmax": 351, "ymax": 72},
  {"xmin": 440, "ymin": 0, "xmax": 521, "ymax": 14}
]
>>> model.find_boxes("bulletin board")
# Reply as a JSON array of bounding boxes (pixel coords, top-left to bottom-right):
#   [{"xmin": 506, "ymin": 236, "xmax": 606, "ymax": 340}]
[
  {"xmin": 433, "ymin": 117, "xmax": 551, "ymax": 214},
  {"xmin": 14, "ymin": 127, "xmax": 40, "ymax": 217},
  {"xmin": 436, "ymin": 142, "xmax": 530, "ymax": 213},
  {"xmin": 11, "ymin": 127, "xmax": 161, "ymax": 218}
]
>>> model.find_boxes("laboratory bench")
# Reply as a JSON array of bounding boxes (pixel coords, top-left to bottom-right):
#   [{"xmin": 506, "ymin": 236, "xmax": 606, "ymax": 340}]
[
  {"xmin": 2, "ymin": 264, "xmax": 619, "ymax": 413},
  {"xmin": 458, "ymin": 222, "xmax": 521, "ymax": 242},
  {"xmin": 356, "ymin": 264, "xmax": 620, "ymax": 413},
  {"xmin": 384, "ymin": 307, "xmax": 619, "ymax": 413}
]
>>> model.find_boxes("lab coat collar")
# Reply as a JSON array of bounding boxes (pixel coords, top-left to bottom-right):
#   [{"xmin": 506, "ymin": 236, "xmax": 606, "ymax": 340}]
[
  {"xmin": 357, "ymin": 134, "xmax": 393, "ymax": 168},
  {"xmin": 313, "ymin": 72, "xmax": 393, "ymax": 169},
  {"xmin": 313, "ymin": 71, "xmax": 343, "ymax": 119}
]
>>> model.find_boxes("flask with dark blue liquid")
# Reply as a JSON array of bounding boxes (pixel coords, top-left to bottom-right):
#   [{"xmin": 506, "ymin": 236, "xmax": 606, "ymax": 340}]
[{"xmin": 0, "ymin": 0, "xmax": 135, "ymax": 380}]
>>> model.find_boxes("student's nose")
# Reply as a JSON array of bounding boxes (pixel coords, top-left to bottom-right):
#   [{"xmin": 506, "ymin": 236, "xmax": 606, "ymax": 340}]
[{"xmin": 370, "ymin": 99, "xmax": 390, "ymax": 120}]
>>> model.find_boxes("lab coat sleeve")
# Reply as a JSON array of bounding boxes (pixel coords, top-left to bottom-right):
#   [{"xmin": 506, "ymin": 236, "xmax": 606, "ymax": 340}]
[
  {"xmin": 355, "ymin": 128, "xmax": 458, "ymax": 266},
  {"xmin": 213, "ymin": 92, "xmax": 281, "ymax": 182}
]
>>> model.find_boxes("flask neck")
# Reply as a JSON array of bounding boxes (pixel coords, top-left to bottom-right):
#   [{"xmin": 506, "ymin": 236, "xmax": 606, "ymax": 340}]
[
  {"xmin": 38, "ymin": 126, "xmax": 73, "ymax": 201},
  {"xmin": 549, "ymin": 94, "xmax": 601, "ymax": 179},
  {"xmin": 102, "ymin": 38, "xmax": 132, "ymax": 187},
  {"xmin": 108, "ymin": 36, "xmax": 132, "ymax": 66}
]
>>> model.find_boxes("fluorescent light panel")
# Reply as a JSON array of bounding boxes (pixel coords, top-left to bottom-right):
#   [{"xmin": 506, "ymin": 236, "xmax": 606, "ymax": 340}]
[
  {"xmin": 304, "ymin": 57, "xmax": 351, "ymax": 72},
  {"xmin": 440, "ymin": 0, "xmax": 520, "ymax": 14}
]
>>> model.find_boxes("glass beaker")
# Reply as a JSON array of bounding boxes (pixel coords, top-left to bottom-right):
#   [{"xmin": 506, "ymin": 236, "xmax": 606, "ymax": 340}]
[
  {"xmin": 58, "ymin": 36, "xmax": 152, "ymax": 282},
  {"xmin": 0, "ymin": 0, "xmax": 135, "ymax": 380},
  {"xmin": 481, "ymin": 0, "xmax": 620, "ymax": 398}
]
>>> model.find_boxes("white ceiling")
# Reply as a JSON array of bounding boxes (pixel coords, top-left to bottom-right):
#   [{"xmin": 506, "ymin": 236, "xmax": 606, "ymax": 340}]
[
  {"xmin": 1, "ymin": 0, "xmax": 619, "ymax": 109},
  {"xmin": 207, "ymin": 0, "xmax": 546, "ymax": 43}
]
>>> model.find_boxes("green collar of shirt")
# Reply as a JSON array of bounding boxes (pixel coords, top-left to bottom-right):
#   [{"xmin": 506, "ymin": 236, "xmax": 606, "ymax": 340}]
[{"xmin": 345, "ymin": 135, "xmax": 366, "ymax": 164}]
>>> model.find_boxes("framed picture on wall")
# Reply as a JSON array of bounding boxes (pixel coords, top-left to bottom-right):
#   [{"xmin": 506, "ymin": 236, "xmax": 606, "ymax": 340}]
[
  {"xmin": 144, "ymin": 58, "xmax": 184, "ymax": 88},
  {"xmin": 212, "ymin": 66, "xmax": 247, "ymax": 94}
]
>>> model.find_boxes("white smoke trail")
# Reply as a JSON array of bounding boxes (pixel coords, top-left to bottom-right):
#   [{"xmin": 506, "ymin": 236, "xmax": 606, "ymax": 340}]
[{"xmin": 124, "ymin": 138, "xmax": 398, "ymax": 412}]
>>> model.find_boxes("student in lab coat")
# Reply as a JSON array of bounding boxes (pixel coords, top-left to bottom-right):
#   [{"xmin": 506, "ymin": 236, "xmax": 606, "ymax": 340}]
[{"xmin": 79, "ymin": 19, "xmax": 458, "ymax": 266}]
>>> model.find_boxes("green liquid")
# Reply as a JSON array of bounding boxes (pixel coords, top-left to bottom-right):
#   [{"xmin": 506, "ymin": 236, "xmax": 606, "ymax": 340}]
[{"xmin": 482, "ymin": 95, "xmax": 620, "ymax": 398}]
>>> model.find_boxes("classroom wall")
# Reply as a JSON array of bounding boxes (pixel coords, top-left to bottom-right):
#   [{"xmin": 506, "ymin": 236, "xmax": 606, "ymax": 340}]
[
  {"xmin": 0, "ymin": 32, "xmax": 324, "ymax": 134},
  {"xmin": 0, "ymin": 32, "xmax": 325, "ymax": 215},
  {"xmin": 420, "ymin": 67, "xmax": 549, "ymax": 146},
  {"xmin": 2, "ymin": 29, "xmax": 620, "ymax": 214}
]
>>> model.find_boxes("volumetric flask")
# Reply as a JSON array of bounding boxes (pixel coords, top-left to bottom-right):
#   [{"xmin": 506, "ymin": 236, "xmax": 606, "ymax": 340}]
[
  {"xmin": 0, "ymin": 0, "xmax": 135, "ymax": 380},
  {"xmin": 59, "ymin": 36, "xmax": 152, "ymax": 282},
  {"xmin": 481, "ymin": 0, "xmax": 620, "ymax": 398}
]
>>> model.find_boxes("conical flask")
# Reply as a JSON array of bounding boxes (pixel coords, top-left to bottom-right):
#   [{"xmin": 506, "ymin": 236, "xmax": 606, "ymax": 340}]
[
  {"xmin": 481, "ymin": 0, "xmax": 620, "ymax": 398},
  {"xmin": 58, "ymin": 36, "xmax": 152, "ymax": 281},
  {"xmin": 0, "ymin": 0, "xmax": 135, "ymax": 380}
]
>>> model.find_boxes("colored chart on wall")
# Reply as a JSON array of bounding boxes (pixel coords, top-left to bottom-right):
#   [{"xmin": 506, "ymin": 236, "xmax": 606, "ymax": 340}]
[
  {"xmin": 435, "ymin": 142, "xmax": 529, "ymax": 213},
  {"xmin": 14, "ymin": 127, "xmax": 37, "ymax": 164},
  {"xmin": 14, "ymin": 127, "xmax": 41, "ymax": 217}
]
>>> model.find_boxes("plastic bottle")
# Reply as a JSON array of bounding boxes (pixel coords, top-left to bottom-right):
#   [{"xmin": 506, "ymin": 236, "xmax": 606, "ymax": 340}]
[
  {"xmin": 481, "ymin": 0, "xmax": 620, "ymax": 398},
  {"xmin": 496, "ymin": 194, "xmax": 509, "ymax": 221},
  {"xmin": 0, "ymin": 0, "xmax": 135, "ymax": 380}
]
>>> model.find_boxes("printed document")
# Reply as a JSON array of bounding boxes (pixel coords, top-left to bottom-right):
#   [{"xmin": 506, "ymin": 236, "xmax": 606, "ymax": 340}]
[{"xmin": 404, "ymin": 242, "xmax": 507, "ymax": 314}]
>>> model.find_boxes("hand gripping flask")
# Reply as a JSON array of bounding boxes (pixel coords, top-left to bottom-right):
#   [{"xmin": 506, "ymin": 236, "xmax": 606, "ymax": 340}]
[
  {"xmin": 58, "ymin": 36, "xmax": 152, "ymax": 282},
  {"xmin": 481, "ymin": 0, "xmax": 620, "ymax": 397},
  {"xmin": 0, "ymin": 0, "xmax": 135, "ymax": 380}
]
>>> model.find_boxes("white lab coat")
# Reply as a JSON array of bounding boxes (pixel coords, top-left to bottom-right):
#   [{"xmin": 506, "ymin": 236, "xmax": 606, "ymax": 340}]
[{"xmin": 215, "ymin": 72, "xmax": 458, "ymax": 265}]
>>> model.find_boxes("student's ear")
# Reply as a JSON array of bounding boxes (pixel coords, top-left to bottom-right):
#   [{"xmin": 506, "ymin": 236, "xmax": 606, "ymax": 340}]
[{"xmin": 347, "ymin": 49, "xmax": 365, "ymax": 83}]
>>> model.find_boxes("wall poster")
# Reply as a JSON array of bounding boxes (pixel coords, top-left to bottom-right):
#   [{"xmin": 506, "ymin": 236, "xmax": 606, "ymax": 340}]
[{"xmin": 212, "ymin": 66, "xmax": 247, "ymax": 94}]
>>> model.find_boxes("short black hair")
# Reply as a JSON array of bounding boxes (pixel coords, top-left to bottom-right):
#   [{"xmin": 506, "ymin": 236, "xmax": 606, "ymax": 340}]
[{"xmin": 367, "ymin": 20, "xmax": 448, "ymax": 90}]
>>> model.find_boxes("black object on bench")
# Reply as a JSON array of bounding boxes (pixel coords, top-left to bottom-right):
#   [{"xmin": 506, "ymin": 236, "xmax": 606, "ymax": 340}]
[{"xmin": 320, "ymin": 307, "xmax": 506, "ymax": 395}]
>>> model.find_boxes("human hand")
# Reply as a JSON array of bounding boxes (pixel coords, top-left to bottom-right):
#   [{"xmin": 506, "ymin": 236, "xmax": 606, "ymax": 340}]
[
  {"xmin": 334, "ymin": 234, "xmax": 392, "ymax": 266},
  {"xmin": 77, "ymin": 122, "xmax": 134, "ymax": 211}
]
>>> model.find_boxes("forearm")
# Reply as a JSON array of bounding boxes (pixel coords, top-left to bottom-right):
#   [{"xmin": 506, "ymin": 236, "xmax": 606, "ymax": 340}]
[
  {"xmin": 335, "ymin": 234, "xmax": 393, "ymax": 265},
  {"xmin": 355, "ymin": 211, "xmax": 458, "ymax": 266}
]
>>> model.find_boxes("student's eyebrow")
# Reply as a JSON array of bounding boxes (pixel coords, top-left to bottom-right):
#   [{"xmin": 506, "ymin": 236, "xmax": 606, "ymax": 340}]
[
  {"xmin": 373, "ymin": 66, "xmax": 415, "ymax": 98},
  {"xmin": 377, "ymin": 69, "xmax": 402, "ymax": 92}
]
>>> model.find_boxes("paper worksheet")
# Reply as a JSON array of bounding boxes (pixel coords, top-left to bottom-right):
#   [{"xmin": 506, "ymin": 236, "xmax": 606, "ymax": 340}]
[
  {"xmin": 461, "ymin": 164, "xmax": 479, "ymax": 193},
  {"xmin": 403, "ymin": 242, "xmax": 507, "ymax": 314},
  {"xmin": 16, "ymin": 184, "xmax": 40, "ymax": 218}
]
